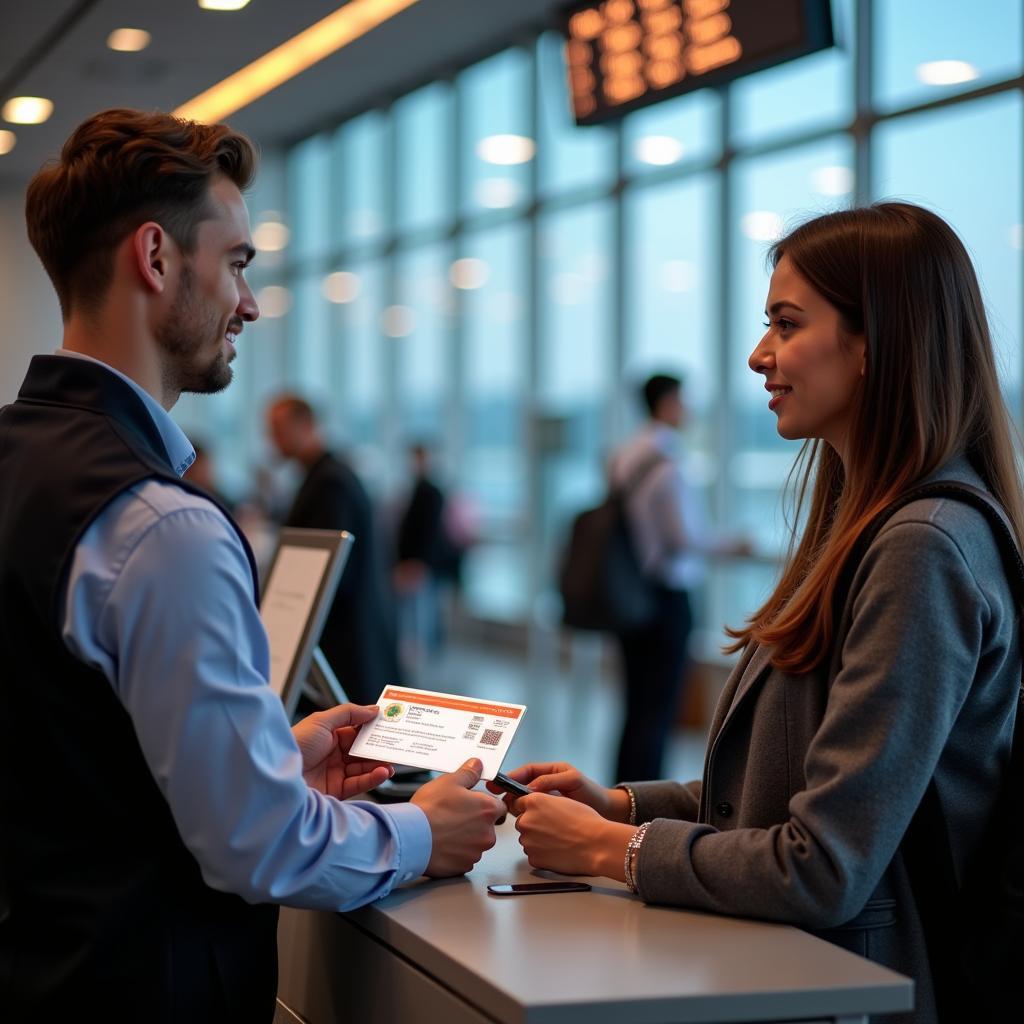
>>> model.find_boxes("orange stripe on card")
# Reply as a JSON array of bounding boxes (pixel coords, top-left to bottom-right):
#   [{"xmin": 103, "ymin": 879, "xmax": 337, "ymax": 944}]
[{"xmin": 381, "ymin": 687, "xmax": 523, "ymax": 719}]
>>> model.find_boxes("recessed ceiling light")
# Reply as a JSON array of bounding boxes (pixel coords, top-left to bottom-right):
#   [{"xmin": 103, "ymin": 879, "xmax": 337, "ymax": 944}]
[
  {"xmin": 256, "ymin": 285, "xmax": 292, "ymax": 318},
  {"xmin": 322, "ymin": 271, "xmax": 361, "ymax": 304},
  {"xmin": 351, "ymin": 209, "xmax": 380, "ymax": 238},
  {"xmin": 381, "ymin": 305, "xmax": 415, "ymax": 338},
  {"xmin": 177, "ymin": 0, "xmax": 420, "ymax": 123},
  {"xmin": 811, "ymin": 165, "xmax": 854, "ymax": 196},
  {"xmin": 449, "ymin": 258, "xmax": 490, "ymax": 290},
  {"xmin": 0, "ymin": 130, "xmax": 15, "ymax": 155},
  {"xmin": 659, "ymin": 260, "xmax": 697, "ymax": 293},
  {"xmin": 475, "ymin": 177, "xmax": 522, "ymax": 209},
  {"xmin": 578, "ymin": 251, "xmax": 606, "ymax": 284},
  {"xmin": 198, "ymin": 0, "xmax": 252, "ymax": 10},
  {"xmin": 633, "ymin": 135, "xmax": 684, "ymax": 166},
  {"xmin": 916, "ymin": 60, "xmax": 979, "ymax": 86},
  {"xmin": 107, "ymin": 28, "xmax": 151, "ymax": 52},
  {"xmin": 2, "ymin": 96, "xmax": 53, "ymax": 125},
  {"xmin": 253, "ymin": 220, "xmax": 290, "ymax": 252},
  {"xmin": 741, "ymin": 211, "xmax": 784, "ymax": 242},
  {"xmin": 550, "ymin": 272, "xmax": 587, "ymax": 306},
  {"xmin": 476, "ymin": 134, "xmax": 535, "ymax": 166}
]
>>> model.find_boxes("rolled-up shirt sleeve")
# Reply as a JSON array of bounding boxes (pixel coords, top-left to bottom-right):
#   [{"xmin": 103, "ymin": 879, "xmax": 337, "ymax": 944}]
[{"xmin": 62, "ymin": 483, "xmax": 431, "ymax": 910}]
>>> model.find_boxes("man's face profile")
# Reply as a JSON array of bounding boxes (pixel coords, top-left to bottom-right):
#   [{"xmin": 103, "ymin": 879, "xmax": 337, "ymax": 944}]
[
  {"xmin": 154, "ymin": 176, "xmax": 258, "ymax": 397},
  {"xmin": 266, "ymin": 404, "xmax": 304, "ymax": 460}
]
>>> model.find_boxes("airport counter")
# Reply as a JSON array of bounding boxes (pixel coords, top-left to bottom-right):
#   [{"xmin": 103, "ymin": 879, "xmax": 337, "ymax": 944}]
[{"xmin": 277, "ymin": 821, "xmax": 913, "ymax": 1024}]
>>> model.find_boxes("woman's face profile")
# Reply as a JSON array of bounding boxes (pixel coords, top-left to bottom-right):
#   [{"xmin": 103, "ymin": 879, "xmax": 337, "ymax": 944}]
[{"xmin": 748, "ymin": 255, "xmax": 866, "ymax": 461}]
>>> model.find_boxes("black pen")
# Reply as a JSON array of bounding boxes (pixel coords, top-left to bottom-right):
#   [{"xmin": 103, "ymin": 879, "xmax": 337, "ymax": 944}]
[{"xmin": 492, "ymin": 771, "xmax": 531, "ymax": 798}]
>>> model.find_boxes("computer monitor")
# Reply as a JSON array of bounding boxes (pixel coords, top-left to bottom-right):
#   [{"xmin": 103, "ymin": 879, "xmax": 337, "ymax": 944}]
[{"xmin": 259, "ymin": 528, "xmax": 353, "ymax": 716}]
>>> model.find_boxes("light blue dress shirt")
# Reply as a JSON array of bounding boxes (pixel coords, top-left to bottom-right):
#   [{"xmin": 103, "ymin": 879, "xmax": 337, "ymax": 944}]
[
  {"xmin": 56, "ymin": 350, "xmax": 432, "ymax": 910},
  {"xmin": 610, "ymin": 423, "xmax": 725, "ymax": 590}
]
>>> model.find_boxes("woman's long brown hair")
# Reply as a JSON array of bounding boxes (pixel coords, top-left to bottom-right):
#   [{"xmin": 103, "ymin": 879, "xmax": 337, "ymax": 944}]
[{"xmin": 726, "ymin": 202, "xmax": 1024, "ymax": 673}]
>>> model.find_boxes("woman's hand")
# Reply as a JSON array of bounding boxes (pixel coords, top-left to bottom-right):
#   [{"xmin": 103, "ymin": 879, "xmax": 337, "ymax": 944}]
[
  {"xmin": 513, "ymin": 792, "xmax": 636, "ymax": 881},
  {"xmin": 487, "ymin": 761, "xmax": 632, "ymax": 821},
  {"xmin": 292, "ymin": 704, "xmax": 394, "ymax": 800}
]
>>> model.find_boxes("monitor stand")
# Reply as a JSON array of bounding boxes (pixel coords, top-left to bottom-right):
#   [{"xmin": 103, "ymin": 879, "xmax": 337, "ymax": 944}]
[{"xmin": 283, "ymin": 646, "xmax": 347, "ymax": 717}]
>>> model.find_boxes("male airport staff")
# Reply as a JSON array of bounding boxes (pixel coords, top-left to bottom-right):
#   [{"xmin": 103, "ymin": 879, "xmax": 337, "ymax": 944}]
[{"xmin": 0, "ymin": 108, "xmax": 501, "ymax": 1020}]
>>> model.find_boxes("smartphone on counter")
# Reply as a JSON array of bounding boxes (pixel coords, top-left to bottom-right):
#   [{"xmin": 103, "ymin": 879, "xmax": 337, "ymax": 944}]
[{"xmin": 487, "ymin": 882, "xmax": 592, "ymax": 896}]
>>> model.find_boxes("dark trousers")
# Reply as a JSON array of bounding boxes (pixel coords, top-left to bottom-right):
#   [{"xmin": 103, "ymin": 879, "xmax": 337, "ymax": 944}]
[{"xmin": 614, "ymin": 587, "xmax": 693, "ymax": 784}]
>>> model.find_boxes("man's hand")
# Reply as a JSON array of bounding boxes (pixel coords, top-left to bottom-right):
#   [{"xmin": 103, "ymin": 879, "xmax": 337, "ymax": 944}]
[
  {"xmin": 411, "ymin": 758, "xmax": 504, "ymax": 877},
  {"xmin": 292, "ymin": 704, "xmax": 394, "ymax": 800}
]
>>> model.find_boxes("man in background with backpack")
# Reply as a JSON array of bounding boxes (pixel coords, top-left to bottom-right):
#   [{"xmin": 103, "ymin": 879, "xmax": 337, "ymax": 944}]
[{"xmin": 609, "ymin": 374, "xmax": 750, "ymax": 782}]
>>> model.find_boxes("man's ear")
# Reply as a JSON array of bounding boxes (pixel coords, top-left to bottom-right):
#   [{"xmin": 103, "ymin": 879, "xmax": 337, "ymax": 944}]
[{"xmin": 131, "ymin": 221, "xmax": 175, "ymax": 296}]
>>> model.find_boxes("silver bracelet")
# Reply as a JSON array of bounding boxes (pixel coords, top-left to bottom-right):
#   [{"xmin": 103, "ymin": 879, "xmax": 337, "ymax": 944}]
[
  {"xmin": 616, "ymin": 784, "xmax": 638, "ymax": 825},
  {"xmin": 623, "ymin": 822, "xmax": 650, "ymax": 894}
]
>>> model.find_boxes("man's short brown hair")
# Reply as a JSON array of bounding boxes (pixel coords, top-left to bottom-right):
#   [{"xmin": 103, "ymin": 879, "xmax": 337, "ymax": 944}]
[
  {"xmin": 269, "ymin": 394, "xmax": 317, "ymax": 426},
  {"xmin": 25, "ymin": 107, "xmax": 257, "ymax": 320}
]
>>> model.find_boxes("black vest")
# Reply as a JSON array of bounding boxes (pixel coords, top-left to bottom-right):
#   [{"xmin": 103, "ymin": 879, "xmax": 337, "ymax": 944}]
[{"xmin": 0, "ymin": 355, "xmax": 278, "ymax": 1021}]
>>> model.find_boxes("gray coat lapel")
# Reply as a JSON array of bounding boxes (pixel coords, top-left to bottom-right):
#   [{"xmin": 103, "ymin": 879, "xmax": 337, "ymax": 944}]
[
  {"xmin": 707, "ymin": 641, "xmax": 775, "ymax": 740},
  {"xmin": 717, "ymin": 642, "xmax": 775, "ymax": 734},
  {"xmin": 697, "ymin": 642, "xmax": 776, "ymax": 821}
]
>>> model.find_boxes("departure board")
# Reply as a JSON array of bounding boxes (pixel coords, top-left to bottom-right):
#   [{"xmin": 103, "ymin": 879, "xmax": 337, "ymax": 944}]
[{"xmin": 563, "ymin": 0, "xmax": 834, "ymax": 125}]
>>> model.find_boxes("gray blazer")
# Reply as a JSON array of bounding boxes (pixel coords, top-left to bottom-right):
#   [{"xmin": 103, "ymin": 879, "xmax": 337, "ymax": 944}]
[{"xmin": 628, "ymin": 457, "xmax": 1019, "ymax": 1024}]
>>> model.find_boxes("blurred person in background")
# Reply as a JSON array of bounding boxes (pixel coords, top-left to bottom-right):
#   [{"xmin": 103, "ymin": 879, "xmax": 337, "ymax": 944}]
[
  {"xmin": 609, "ymin": 373, "xmax": 751, "ymax": 782},
  {"xmin": 266, "ymin": 394, "xmax": 400, "ymax": 705},
  {"xmin": 393, "ymin": 442, "xmax": 448, "ymax": 677}
]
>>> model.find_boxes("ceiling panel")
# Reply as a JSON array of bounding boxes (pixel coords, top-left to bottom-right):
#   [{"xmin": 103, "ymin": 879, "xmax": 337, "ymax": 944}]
[{"xmin": 0, "ymin": 0, "xmax": 568, "ymax": 189}]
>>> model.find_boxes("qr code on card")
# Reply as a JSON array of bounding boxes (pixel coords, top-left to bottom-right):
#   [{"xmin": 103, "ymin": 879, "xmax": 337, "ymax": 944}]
[{"xmin": 479, "ymin": 728, "xmax": 504, "ymax": 747}]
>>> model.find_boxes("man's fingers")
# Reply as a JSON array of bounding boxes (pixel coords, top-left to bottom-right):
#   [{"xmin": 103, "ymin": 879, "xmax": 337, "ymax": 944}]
[
  {"xmin": 344, "ymin": 759, "xmax": 395, "ymax": 778},
  {"xmin": 446, "ymin": 757, "xmax": 484, "ymax": 789},
  {"xmin": 314, "ymin": 703, "xmax": 380, "ymax": 730},
  {"xmin": 342, "ymin": 764, "xmax": 393, "ymax": 799}
]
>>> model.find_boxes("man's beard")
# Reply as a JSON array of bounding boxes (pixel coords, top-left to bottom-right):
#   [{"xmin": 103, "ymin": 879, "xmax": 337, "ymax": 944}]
[{"xmin": 155, "ymin": 263, "xmax": 234, "ymax": 397}]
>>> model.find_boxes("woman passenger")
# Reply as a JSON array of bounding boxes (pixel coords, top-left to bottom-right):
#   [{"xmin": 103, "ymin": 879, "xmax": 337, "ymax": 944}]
[{"xmin": 495, "ymin": 203, "xmax": 1022, "ymax": 1024}]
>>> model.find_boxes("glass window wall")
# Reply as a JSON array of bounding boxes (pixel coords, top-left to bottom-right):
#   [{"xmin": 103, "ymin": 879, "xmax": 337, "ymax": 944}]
[
  {"xmin": 253, "ymin": 6, "xmax": 1024, "ymax": 641},
  {"xmin": 395, "ymin": 83, "xmax": 452, "ymax": 236},
  {"xmin": 874, "ymin": 0, "xmax": 1022, "ymax": 111}
]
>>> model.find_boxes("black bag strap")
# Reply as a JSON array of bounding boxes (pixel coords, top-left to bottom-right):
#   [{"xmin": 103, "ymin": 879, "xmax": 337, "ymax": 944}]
[
  {"xmin": 835, "ymin": 480, "xmax": 1024, "ymax": 1020},
  {"xmin": 838, "ymin": 480, "xmax": 1024, "ymax": 610}
]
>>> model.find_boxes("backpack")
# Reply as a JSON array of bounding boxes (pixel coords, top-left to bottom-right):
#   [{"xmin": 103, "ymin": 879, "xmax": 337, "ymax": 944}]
[
  {"xmin": 558, "ymin": 452, "xmax": 666, "ymax": 632},
  {"xmin": 835, "ymin": 480, "xmax": 1024, "ymax": 1019}
]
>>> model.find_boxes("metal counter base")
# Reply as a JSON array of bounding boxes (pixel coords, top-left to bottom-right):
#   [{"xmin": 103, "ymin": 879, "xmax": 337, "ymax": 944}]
[{"xmin": 277, "ymin": 824, "xmax": 912, "ymax": 1024}]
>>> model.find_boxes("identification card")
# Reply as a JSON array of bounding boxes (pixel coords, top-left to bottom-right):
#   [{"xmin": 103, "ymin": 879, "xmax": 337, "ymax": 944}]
[{"xmin": 348, "ymin": 685, "xmax": 527, "ymax": 780}]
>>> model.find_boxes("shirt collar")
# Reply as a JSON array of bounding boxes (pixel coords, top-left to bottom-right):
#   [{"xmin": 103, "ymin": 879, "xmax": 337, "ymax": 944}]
[
  {"xmin": 53, "ymin": 349, "xmax": 196, "ymax": 477},
  {"xmin": 646, "ymin": 420, "xmax": 680, "ymax": 453}
]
